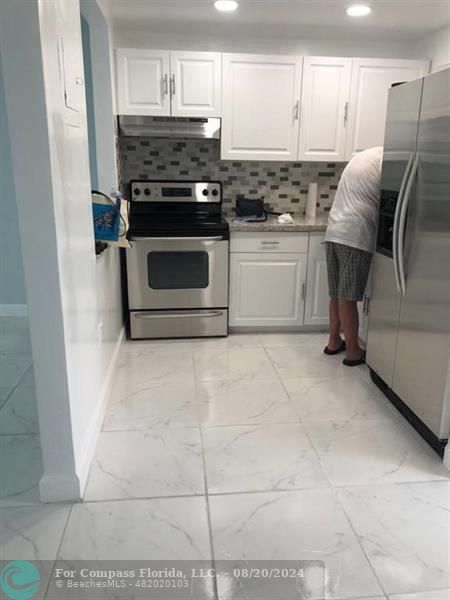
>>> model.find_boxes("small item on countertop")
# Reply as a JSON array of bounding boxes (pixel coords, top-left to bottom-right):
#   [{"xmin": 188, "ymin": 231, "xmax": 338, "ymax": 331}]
[
  {"xmin": 277, "ymin": 213, "xmax": 295, "ymax": 225},
  {"xmin": 306, "ymin": 182, "xmax": 318, "ymax": 218},
  {"xmin": 234, "ymin": 196, "xmax": 267, "ymax": 222}
]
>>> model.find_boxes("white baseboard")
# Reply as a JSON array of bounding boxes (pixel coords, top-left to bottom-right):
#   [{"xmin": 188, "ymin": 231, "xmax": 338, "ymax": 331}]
[
  {"xmin": 39, "ymin": 473, "xmax": 82, "ymax": 503},
  {"xmin": 444, "ymin": 444, "xmax": 450, "ymax": 472},
  {"xmin": 77, "ymin": 327, "xmax": 125, "ymax": 497},
  {"xmin": 0, "ymin": 304, "xmax": 28, "ymax": 317}
]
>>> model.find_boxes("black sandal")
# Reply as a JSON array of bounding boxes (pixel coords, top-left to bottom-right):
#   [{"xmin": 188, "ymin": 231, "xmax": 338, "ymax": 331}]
[
  {"xmin": 323, "ymin": 341, "xmax": 346, "ymax": 355},
  {"xmin": 343, "ymin": 352, "xmax": 366, "ymax": 367}
]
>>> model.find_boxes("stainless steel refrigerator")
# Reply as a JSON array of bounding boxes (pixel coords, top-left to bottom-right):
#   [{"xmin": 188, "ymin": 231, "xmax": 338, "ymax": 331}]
[{"xmin": 367, "ymin": 68, "xmax": 450, "ymax": 456}]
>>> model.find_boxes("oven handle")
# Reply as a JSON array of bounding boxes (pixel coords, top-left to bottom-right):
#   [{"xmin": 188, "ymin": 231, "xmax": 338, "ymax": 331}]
[
  {"xmin": 134, "ymin": 311, "xmax": 224, "ymax": 319},
  {"xmin": 129, "ymin": 236, "xmax": 225, "ymax": 242}
]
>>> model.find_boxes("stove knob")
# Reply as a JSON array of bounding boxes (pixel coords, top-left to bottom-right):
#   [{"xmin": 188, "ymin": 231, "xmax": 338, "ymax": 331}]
[
  {"xmin": 134, "ymin": 188, "xmax": 141, "ymax": 196},
  {"xmin": 212, "ymin": 189, "xmax": 219, "ymax": 197},
  {"xmin": 144, "ymin": 188, "xmax": 151, "ymax": 196},
  {"xmin": 202, "ymin": 189, "xmax": 209, "ymax": 196}
]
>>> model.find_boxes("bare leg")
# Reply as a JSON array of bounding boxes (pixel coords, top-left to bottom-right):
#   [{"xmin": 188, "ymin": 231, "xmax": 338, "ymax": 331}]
[
  {"xmin": 338, "ymin": 299, "xmax": 364, "ymax": 361},
  {"xmin": 327, "ymin": 297, "xmax": 343, "ymax": 350}
]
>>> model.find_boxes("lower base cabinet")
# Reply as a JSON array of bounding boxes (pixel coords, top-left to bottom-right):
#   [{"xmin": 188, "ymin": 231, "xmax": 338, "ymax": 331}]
[
  {"xmin": 229, "ymin": 252, "xmax": 307, "ymax": 327},
  {"xmin": 229, "ymin": 231, "xmax": 331, "ymax": 329}
]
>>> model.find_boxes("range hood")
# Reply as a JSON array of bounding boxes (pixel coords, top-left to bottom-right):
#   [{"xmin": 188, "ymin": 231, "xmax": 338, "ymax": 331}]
[{"xmin": 118, "ymin": 116, "xmax": 220, "ymax": 139}]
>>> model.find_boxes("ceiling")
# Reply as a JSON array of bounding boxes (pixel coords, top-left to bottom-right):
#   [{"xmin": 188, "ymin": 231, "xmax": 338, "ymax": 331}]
[{"xmin": 107, "ymin": 0, "xmax": 450, "ymax": 40}]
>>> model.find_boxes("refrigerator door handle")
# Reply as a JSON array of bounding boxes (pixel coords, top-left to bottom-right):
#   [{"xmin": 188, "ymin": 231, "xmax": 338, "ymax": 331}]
[
  {"xmin": 398, "ymin": 154, "xmax": 419, "ymax": 295},
  {"xmin": 393, "ymin": 153, "xmax": 414, "ymax": 293}
]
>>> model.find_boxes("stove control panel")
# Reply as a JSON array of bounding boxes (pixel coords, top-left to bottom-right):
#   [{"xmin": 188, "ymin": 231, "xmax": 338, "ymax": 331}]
[{"xmin": 131, "ymin": 181, "xmax": 222, "ymax": 204}]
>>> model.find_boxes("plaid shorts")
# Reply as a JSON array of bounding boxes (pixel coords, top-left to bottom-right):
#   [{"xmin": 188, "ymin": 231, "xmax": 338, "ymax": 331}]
[{"xmin": 325, "ymin": 242, "xmax": 372, "ymax": 301}]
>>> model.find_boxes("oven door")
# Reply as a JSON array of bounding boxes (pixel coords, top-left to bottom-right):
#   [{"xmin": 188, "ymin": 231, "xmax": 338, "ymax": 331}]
[{"xmin": 126, "ymin": 236, "xmax": 229, "ymax": 310}]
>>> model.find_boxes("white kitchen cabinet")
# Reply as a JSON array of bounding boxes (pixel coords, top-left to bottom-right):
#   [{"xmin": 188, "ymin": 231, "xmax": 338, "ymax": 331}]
[
  {"xmin": 229, "ymin": 252, "xmax": 307, "ymax": 327},
  {"xmin": 116, "ymin": 49, "xmax": 170, "ymax": 116},
  {"xmin": 221, "ymin": 54, "xmax": 302, "ymax": 161},
  {"xmin": 299, "ymin": 57, "xmax": 352, "ymax": 162},
  {"xmin": 116, "ymin": 49, "xmax": 222, "ymax": 117},
  {"xmin": 170, "ymin": 51, "xmax": 221, "ymax": 117},
  {"xmin": 358, "ymin": 266, "xmax": 373, "ymax": 346},
  {"xmin": 304, "ymin": 234, "xmax": 329, "ymax": 326},
  {"xmin": 345, "ymin": 58, "xmax": 429, "ymax": 158}
]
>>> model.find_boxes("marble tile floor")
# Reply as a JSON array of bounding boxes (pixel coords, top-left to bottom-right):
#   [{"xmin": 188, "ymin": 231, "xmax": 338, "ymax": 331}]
[
  {"xmin": 1, "ymin": 333, "xmax": 449, "ymax": 599},
  {"xmin": 0, "ymin": 317, "xmax": 43, "ymax": 507}
]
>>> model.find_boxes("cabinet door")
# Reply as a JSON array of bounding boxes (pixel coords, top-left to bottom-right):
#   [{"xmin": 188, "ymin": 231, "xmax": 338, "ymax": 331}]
[
  {"xmin": 345, "ymin": 58, "xmax": 429, "ymax": 158},
  {"xmin": 222, "ymin": 54, "xmax": 302, "ymax": 161},
  {"xmin": 229, "ymin": 252, "xmax": 307, "ymax": 327},
  {"xmin": 304, "ymin": 234, "xmax": 329, "ymax": 326},
  {"xmin": 299, "ymin": 57, "xmax": 352, "ymax": 162},
  {"xmin": 170, "ymin": 51, "xmax": 222, "ymax": 117},
  {"xmin": 116, "ymin": 49, "xmax": 170, "ymax": 115},
  {"xmin": 358, "ymin": 265, "xmax": 373, "ymax": 346}
]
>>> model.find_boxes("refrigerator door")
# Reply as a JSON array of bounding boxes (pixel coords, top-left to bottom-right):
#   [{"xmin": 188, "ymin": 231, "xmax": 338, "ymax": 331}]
[
  {"xmin": 367, "ymin": 78, "xmax": 423, "ymax": 386},
  {"xmin": 392, "ymin": 68, "xmax": 450, "ymax": 439}
]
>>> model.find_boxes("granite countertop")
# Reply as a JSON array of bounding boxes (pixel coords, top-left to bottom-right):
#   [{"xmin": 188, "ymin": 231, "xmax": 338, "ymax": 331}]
[{"xmin": 227, "ymin": 214, "xmax": 329, "ymax": 232}]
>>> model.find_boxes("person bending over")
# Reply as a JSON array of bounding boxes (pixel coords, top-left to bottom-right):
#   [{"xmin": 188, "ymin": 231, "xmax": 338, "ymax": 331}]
[{"xmin": 324, "ymin": 146, "xmax": 383, "ymax": 367}]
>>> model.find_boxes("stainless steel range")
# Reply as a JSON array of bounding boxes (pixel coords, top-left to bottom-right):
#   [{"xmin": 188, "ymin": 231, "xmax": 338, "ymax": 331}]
[{"xmin": 125, "ymin": 180, "xmax": 229, "ymax": 339}]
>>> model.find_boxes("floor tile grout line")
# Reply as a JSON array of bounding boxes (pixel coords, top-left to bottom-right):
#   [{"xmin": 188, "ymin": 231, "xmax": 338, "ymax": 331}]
[
  {"xmin": 193, "ymin": 345, "xmax": 219, "ymax": 600},
  {"xmin": 83, "ymin": 493, "xmax": 207, "ymax": 505},
  {"xmin": 261, "ymin": 345, "xmax": 304, "ymax": 424},
  {"xmin": 0, "ymin": 362, "xmax": 34, "ymax": 413},
  {"xmin": 80, "ymin": 477, "xmax": 449, "ymax": 505},
  {"xmin": 42, "ymin": 502, "xmax": 74, "ymax": 598},
  {"xmin": 337, "ymin": 494, "xmax": 389, "ymax": 599},
  {"xmin": 197, "ymin": 424, "xmax": 220, "ymax": 600},
  {"xmin": 153, "ymin": 342, "xmax": 216, "ymax": 598},
  {"xmin": 267, "ymin": 346, "xmax": 338, "ymax": 490}
]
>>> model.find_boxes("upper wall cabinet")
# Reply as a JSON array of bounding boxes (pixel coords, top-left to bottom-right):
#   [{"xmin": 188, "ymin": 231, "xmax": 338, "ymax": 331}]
[
  {"xmin": 345, "ymin": 58, "xmax": 429, "ymax": 157},
  {"xmin": 170, "ymin": 51, "xmax": 222, "ymax": 117},
  {"xmin": 116, "ymin": 49, "xmax": 171, "ymax": 116},
  {"xmin": 221, "ymin": 54, "xmax": 302, "ymax": 161},
  {"xmin": 116, "ymin": 49, "xmax": 222, "ymax": 117},
  {"xmin": 299, "ymin": 57, "xmax": 352, "ymax": 162}
]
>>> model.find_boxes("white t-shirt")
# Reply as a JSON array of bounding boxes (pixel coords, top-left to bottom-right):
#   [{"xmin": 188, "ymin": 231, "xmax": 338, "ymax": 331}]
[{"xmin": 325, "ymin": 147, "xmax": 383, "ymax": 253}]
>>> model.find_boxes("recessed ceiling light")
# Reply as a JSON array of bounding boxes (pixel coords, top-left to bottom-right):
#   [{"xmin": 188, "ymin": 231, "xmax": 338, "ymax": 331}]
[
  {"xmin": 214, "ymin": 0, "xmax": 239, "ymax": 12},
  {"xmin": 347, "ymin": 4, "xmax": 372, "ymax": 17}
]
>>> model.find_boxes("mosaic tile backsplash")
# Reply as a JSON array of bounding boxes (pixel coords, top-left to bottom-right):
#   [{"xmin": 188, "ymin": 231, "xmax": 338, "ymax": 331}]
[{"xmin": 119, "ymin": 138, "xmax": 346, "ymax": 217}]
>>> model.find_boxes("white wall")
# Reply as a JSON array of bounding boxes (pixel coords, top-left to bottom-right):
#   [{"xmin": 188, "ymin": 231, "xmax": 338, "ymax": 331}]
[
  {"xmin": 0, "ymin": 0, "xmax": 123, "ymax": 502},
  {"xmin": 414, "ymin": 26, "xmax": 450, "ymax": 72},
  {"xmin": 0, "ymin": 0, "xmax": 79, "ymax": 499},
  {"xmin": 80, "ymin": 0, "xmax": 123, "ymax": 388},
  {"xmin": 0, "ymin": 58, "xmax": 26, "ymax": 312},
  {"xmin": 113, "ymin": 26, "xmax": 418, "ymax": 59}
]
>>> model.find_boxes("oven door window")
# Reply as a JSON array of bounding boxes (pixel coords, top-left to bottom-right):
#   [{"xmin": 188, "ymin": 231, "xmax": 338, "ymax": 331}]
[{"xmin": 147, "ymin": 251, "xmax": 209, "ymax": 290}]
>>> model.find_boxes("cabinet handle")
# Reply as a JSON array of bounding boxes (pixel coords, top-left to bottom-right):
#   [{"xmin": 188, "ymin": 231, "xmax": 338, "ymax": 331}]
[
  {"xmin": 294, "ymin": 100, "xmax": 300, "ymax": 121},
  {"xmin": 261, "ymin": 241, "xmax": 280, "ymax": 245},
  {"xmin": 163, "ymin": 74, "xmax": 168, "ymax": 96},
  {"xmin": 170, "ymin": 74, "xmax": 176, "ymax": 96},
  {"xmin": 344, "ymin": 101, "xmax": 349, "ymax": 126},
  {"xmin": 301, "ymin": 282, "xmax": 306, "ymax": 300},
  {"xmin": 75, "ymin": 76, "xmax": 84, "ymax": 86}
]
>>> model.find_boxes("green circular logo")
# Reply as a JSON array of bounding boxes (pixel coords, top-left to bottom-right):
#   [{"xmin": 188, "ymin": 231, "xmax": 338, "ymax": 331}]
[{"xmin": 0, "ymin": 561, "xmax": 40, "ymax": 600}]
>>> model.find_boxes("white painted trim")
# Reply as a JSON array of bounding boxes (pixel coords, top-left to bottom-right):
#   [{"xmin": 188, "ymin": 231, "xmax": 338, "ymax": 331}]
[
  {"xmin": 0, "ymin": 304, "xmax": 28, "ymax": 317},
  {"xmin": 443, "ymin": 442, "xmax": 450, "ymax": 471},
  {"xmin": 444, "ymin": 444, "xmax": 450, "ymax": 472},
  {"xmin": 77, "ymin": 327, "xmax": 125, "ymax": 497},
  {"xmin": 434, "ymin": 62, "xmax": 450, "ymax": 73},
  {"xmin": 39, "ymin": 473, "xmax": 81, "ymax": 503}
]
